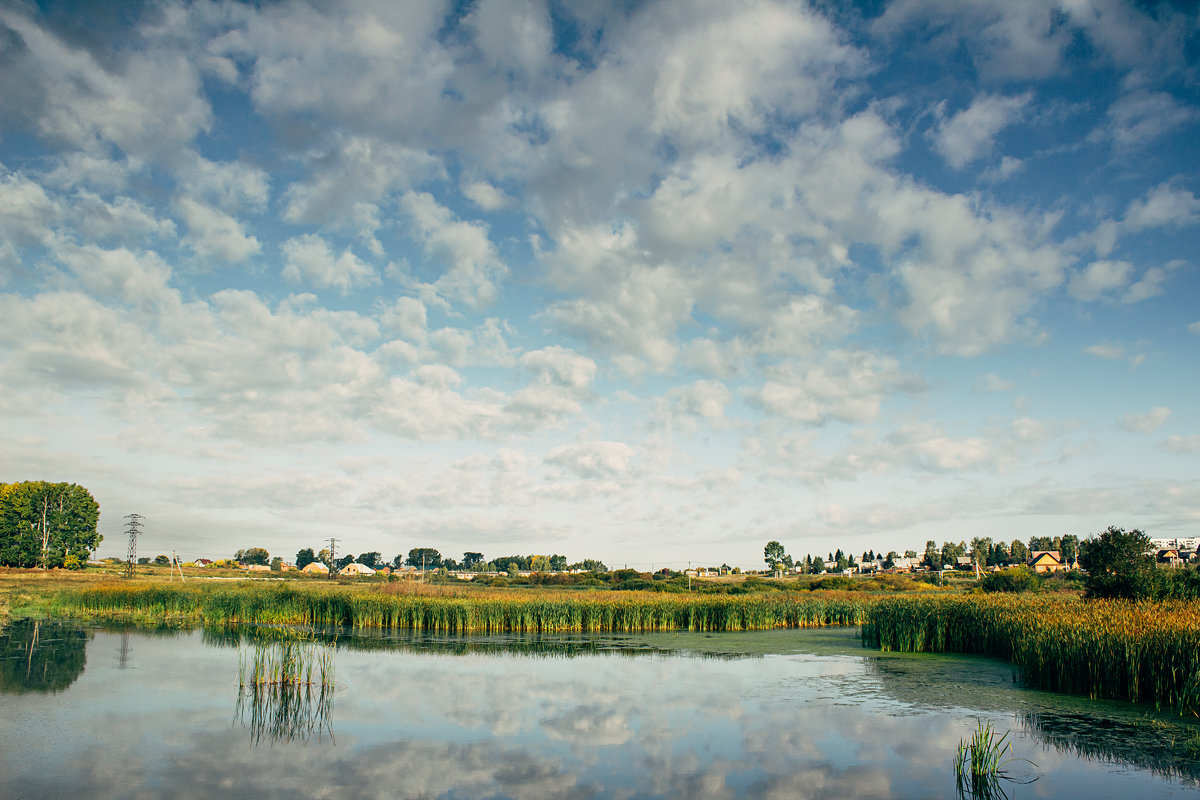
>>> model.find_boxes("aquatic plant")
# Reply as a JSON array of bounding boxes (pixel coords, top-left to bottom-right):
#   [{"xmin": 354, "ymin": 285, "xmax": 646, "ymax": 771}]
[
  {"xmin": 863, "ymin": 594, "xmax": 1200, "ymax": 715},
  {"xmin": 954, "ymin": 720, "xmax": 1034, "ymax": 799},
  {"xmin": 235, "ymin": 635, "xmax": 335, "ymax": 745}
]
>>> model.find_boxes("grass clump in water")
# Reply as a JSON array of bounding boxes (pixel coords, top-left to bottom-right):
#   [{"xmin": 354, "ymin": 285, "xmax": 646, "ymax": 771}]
[{"xmin": 954, "ymin": 720, "xmax": 1035, "ymax": 799}]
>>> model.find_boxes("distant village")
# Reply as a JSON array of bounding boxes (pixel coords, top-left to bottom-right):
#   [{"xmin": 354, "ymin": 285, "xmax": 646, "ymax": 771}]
[{"xmin": 151, "ymin": 535, "xmax": 1200, "ymax": 580}]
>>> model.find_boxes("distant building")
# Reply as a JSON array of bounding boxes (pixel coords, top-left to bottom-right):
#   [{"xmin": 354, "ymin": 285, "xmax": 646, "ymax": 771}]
[
  {"xmin": 301, "ymin": 562, "xmax": 329, "ymax": 574},
  {"xmin": 1028, "ymin": 551, "xmax": 1065, "ymax": 573},
  {"xmin": 339, "ymin": 562, "xmax": 375, "ymax": 576},
  {"xmin": 194, "ymin": 559, "xmax": 213, "ymax": 567}
]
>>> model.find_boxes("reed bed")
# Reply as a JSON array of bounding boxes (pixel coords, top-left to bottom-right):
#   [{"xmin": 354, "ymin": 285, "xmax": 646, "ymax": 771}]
[
  {"xmin": 47, "ymin": 582, "xmax": 875, "ymax": 633},
  {"xmin": 236, "ymin": 635, "xmax": 335, "ymax": 745},
  {"xmin": 862, "ymin": 594, "xmax": 1200, "ymax": 716}
]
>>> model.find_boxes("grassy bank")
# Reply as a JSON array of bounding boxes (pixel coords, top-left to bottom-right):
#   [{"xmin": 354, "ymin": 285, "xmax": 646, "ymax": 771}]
[
  {"xmin": 42, "ymin": 580, "xmax": 877, "ymax": 632},
  {"xmin": 862, "ymin": 593, "xmax": 1200, "ymax": 715}
]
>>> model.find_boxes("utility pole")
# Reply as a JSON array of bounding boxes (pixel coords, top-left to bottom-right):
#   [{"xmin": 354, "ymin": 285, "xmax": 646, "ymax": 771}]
[
  {"xmin": 172, "ymin": 550, "xmax": 185, "ymax": 582},
  {"xmin": 123, "ymin": 514, "xmax": 144, "ymax": 579},
  {"xmin": 327, "ymin": 537, "xmax": 338, "ymax": 580}
]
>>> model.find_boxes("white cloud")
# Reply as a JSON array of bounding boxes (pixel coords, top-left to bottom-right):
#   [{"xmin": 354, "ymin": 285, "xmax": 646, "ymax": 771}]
[
  {"xmin": 281, "ymin": 234, "xmax": 379, "ymax": 293},
  {"xmin": 746, "ymin": 350, "xmax": 920, "ymax": 426},
  {"xmin": 1159, "ymin": 435, "xmax": 1200, "ymax": 455},
  {"xmin": 973, "ymin": 373, "xmax": 1014, "ymax": 393},
  {"xmin": 1119, "ymin": 406, "xmax": 1171, "ymax": 434},
  {"xmin": 177, "ymin": 197, "xmax": 261, "ymax": 264},
  {"xmin": 1068, "ymin": 260, "xmax": 1132, "ymax": 302},
  {"xmin": 1084, "ymin": 343, "xmax": 1124, "ymax": 360},
  {"xmin": 461, "ymin": 180, "xmax": 513, "ymax": 211},
  {"xmin": 1189, "ymin": 321, "xmax": 1200, "ymax": 335},
  {"xmin": 1123, "ymin": 183, "xmax": 1200, "ymax": 232},
  {"xmin": 1103, "ymin": 90, "xmax": 1197, "ymax": 149},
  {"xmin": 931, "ymin": 93, "xmax": 1031, "ymax": 170},
  {"xmin": 520, "ymin": 346, "xmax": 596, "ymax": 393},
  {"xmin": 401, "ymin": 191, "xmax": 507, "ymax": 309},
  {"xmin": 545, "ymin": 441, "xmax": 636, "ymax": 479}
]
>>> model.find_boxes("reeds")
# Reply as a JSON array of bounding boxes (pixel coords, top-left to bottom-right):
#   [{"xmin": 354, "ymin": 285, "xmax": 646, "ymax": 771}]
[
  {"xmin": 235, "ymin": 633, "xmax": 335, "ymax": 745},
  {"xmin": 954, "ymin": 720, "xmax": 1034, "ymax": 799},
  {"xmin": 48, "ymin": 582, "xmax": 875, "ymax": 633},
  {"xmin": 863, "ymin": 594, "xmax": 1200, "ymax": 715}
]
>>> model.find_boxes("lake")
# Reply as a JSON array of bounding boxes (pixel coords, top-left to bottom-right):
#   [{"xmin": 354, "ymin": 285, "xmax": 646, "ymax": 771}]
[{"xmin": 2, "ymin": 619, "xmax": 1198, "ymax": 799}]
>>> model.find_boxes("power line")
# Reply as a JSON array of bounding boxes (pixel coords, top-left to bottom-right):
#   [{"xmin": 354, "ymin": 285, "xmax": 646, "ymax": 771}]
[{"xmin": 123, "ymin": 514, "xmax": 144, "ymax": 579}]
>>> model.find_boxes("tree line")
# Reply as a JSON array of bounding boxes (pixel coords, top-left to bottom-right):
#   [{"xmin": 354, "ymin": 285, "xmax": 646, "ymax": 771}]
[
  {"xmin": 764, "ymin": 534, "xmax": 1094, "ymax": 574},
  {"xmin": 0, "ymin": 482, "xmax": 101, "ymax": 569},
  {"xmin": 230, "ymin": 546, "xmax": 610, "ymax": 575}
]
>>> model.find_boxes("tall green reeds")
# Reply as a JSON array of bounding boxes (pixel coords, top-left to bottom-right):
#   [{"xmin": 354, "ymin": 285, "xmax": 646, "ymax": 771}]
[
  {"xmin": 48, "ymin": 582, "xmax": 874, "ymax": 633},
  {"xmin": 236, "ymin": 633, "xmax": 335, "ymax": 745},
  {"xmin": 863, "ymin": 594, "xmax": 1200, "ymax": 716}
]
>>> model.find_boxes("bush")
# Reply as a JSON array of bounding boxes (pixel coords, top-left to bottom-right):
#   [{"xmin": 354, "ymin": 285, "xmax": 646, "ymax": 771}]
[
  {"xmin": 62, "ymin": 553, "xmax": 85, "ymax": 570},
  {"xmin": 809, "ymin": 576, "xmax": 855, "ymax": 592},
  {"xmin": 979, "ymin": 566, "xmax": 1038, "ymax": 593}
]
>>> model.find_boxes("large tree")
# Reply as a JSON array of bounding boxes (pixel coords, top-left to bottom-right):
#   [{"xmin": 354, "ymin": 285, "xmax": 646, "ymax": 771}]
[
  {"xmin": 407, "ymin": 548, "xmax": 442, "ymax": 569},
  {"xmin": 763, "ymin": 540, "xmax": 786, "ymax": 569},
  {"xmin": 0, "ymin": 482, "xmax": 101, "ymax": 568},
  {"xmin": 357, "ymin": 551, "xmax": 382, "ymax": 568},
  {"xmin": 235, "ymin": 547, "xmax": 270, "ymax": 566},
  {"xmin": 296, "ymin": 548, "xmax": 316, "ymax": 569},
  {"xmin": 1079, "ymin": 526, "xmax": 1155, "ymax": 599}
]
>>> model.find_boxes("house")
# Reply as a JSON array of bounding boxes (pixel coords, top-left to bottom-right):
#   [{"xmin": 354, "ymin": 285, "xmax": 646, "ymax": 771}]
[
  {"xmin": 194, "ymin": 558, "xmax": 213, "ymax": 567},
  {"xmin": 1156, "ymin": 549, "xmax": 1184, "ymax": 568},
  {"xmin": 1028, "ymin": 551, "xmax": 1065, "ymax": 573},
  {"xmin": 301, "ymin": 562, "xmax": 329, "ymax": 574},
  {"xmin": 340, "ymin": 562, "xmax": 375, "ymax": 576},
  {"xmin": 955, "ymin": 556, "xmax": 975, "ymax": 571}
]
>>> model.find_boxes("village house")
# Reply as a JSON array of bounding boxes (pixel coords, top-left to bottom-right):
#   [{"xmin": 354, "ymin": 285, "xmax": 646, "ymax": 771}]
[{"xmin": 1028, "ymin": 551, "xmax": 1066, "ymax": 573}]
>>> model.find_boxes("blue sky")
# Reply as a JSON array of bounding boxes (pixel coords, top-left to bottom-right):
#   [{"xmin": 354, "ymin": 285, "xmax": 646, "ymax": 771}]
[{"xmin": 1, "ymin": 0, "xmax": 1197, "ymax": 569}]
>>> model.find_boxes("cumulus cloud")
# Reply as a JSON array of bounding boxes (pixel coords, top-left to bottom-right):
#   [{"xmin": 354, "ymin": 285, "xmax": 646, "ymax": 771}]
[
  {"xmin": 746, "ymin": 350, "xmax": 921, "ymax": 426},
  {"xmin": 545, "ymin": 441, "xmax": 637, "ymax": 479},
  {"xmin": 401, "ymin": 191, "xmax": 507, "ymax": 309},
  {"xmin": 1119, "ymin": 406, "xmax": 1171, "ymax": 434},
  {"xmin": 931, "ymin": 93, "xmax": 1031, "ymax": 170},
  {"xmin": 1068, "ymin": 260, "xmax": 1132, "ymax": 302},
  {"xmin": 177, "ymin": 197, "xmax": 260, "ymax": 264},
  {"xmin": 281, "ymin": 234, "xmax": 379, "ymax": 293},
  {"xmin": 1123, "ymin": 183, "xmax": 1200, "ymax": 232}
]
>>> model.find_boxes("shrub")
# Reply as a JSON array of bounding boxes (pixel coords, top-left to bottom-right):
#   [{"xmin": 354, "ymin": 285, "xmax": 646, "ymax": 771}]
[{"xmin": 979, "ymin": 566, "xmax": 1038, "ymax": 593}]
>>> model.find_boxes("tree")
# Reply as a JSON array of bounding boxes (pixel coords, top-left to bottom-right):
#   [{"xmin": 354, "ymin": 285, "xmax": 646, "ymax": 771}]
[
  {"xmin": 529, "ymin": 554, "xmax": 551, "ymax": 572},
  {"xmin": 812, "ymin": 556, "xmax": 826, "ymax": 573},
  {"xmin": 1028, "ymin": 536, "xmax": 1055, "ymax": 553},
  {"xmin": 235, "ymin": 547, "xmax": 269, "ymax": 566},
  {"xmin": 904, "ymin": 550, "xmax": 917, "ymax": 559},
  {"xmin": 270, "ymin": 556, "xmax": 283, "ymax": 572},
  {"xmin": 357, "ymin": 551, "xmax": 382, "ymax": 569},
  {"xmin": 549, "ymin": 554, "xmax": 567, "ymax": 571},
  {"xmin": 1009, "ymin": 540, "xmax": 1029, "ymax": 564},
  {"xmin": 1079, "ymin": 526, "xmax": 1155, "ymax": 599},
  {"xmin": 296, "ymin": 548, "xmax": 316, "ymax": 569},
  {"xmin": 0, "ymin": 481, "xmax": 101, "ymax": 568},
  {"xmin": 336, "ymin": 554, "xmax": 355, "ymax": 570},
  {"xmin": 462, "ymin": 552, "xmax": 484, "ymax": 569},
  {"xmin": 923, "ymin": 540, "xmax": 939, "ymax": 570},
  {"xmin": 391, "ymin": 553, "xmax": 406, "ymax": 570},
  {"xmin": 442, "ymin": 557, "xmax": 459, "ymax": 570},
  {"xmin": 1060, "ymin": 534, "xmax": 1080, "ymax": 564},
  {"xmin": 153, "ymin": 554, "xmax": 170, "ymax": 566},
  {"xmin": 407, "ymin": 548, "xmax": 442, "ymax": 569},
  {"xmin": 969, "ymin": 537, "xmax": 992, "ymax": 569},
  {"xmin": 571, "ymin": 558, "xmax": 608, "ymax": 573},
  {"xmin": 763, "ymin": 541, "xmax": 786, "ymax": 569}
]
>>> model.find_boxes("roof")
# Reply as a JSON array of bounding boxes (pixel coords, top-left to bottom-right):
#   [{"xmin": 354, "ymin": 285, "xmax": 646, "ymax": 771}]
[
  {"xmin": 340, "ymin": 562, "xmax": 376, "ymax": 575},
  {"xmin": 1029, "ymin": 551, "xmax": 1063, "ymax": 565}
]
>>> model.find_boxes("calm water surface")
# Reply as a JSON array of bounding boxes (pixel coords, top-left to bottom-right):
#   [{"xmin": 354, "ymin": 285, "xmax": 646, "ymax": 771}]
[{"xmin": 1, "ymin": 620, "xmax": 1198, "ymax": 799}]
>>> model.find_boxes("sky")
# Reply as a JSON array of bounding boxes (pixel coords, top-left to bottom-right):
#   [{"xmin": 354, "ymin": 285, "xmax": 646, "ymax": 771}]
[{"xmin": 1, "ymin": 0, "xmax": 1198, "ymax": 570}]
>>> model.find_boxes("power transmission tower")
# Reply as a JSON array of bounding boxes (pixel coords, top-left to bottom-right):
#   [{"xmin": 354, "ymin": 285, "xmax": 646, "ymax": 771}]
[
  {"xmin": 327, "ymin": 537, "xmax": 338, "ymax": 580},
  {"xmin": 123, "ymin": 514, "xmax": 144, "ymax": 578}
]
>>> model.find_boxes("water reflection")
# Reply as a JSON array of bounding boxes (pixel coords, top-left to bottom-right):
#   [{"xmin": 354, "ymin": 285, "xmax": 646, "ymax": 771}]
[
  {"xmin": 0, "ymin": 619, "xmax": 89, "ymax": 693},
  {"xmin": 1022, "ymin": 710, "xmax": 1200, "ymax": 783},
  {"xmin": 234, "ymin": 636, "xmax": 336, "ymax": 745}
]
